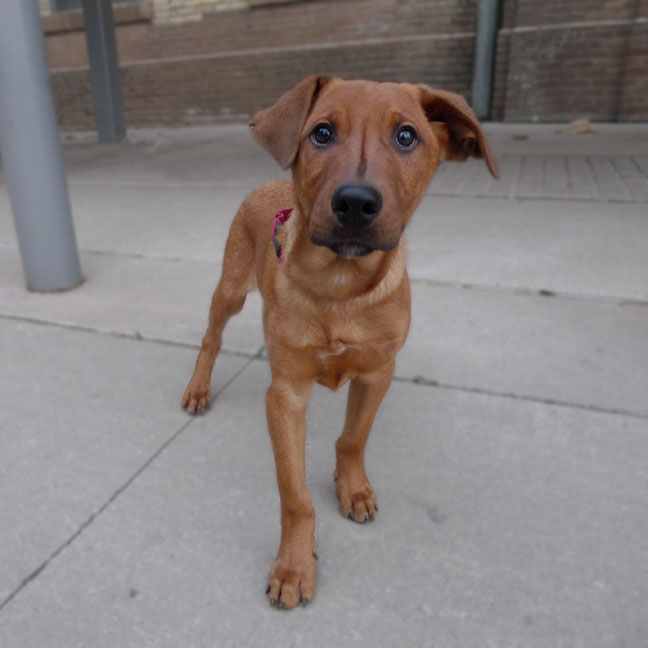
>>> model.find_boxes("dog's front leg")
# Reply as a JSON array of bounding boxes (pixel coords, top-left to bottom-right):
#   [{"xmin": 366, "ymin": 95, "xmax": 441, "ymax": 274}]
[
  {"xmin": 335, "ymin": 361, "xmax": 395, "ymax": 523},
  {"xmin": 265, "ymin": 378, "xmax": 317, "ymax": 610},
  {"xmin": 182, "ymin": 215, "xmax": 255, "ymax": 414}
]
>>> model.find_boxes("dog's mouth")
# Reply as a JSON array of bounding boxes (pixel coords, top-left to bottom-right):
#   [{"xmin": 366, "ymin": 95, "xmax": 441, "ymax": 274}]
[
  {"xmin": 329, "ymin": 242, "xmax": 375, "ymax": 258},
  {"xmin": 310, "ymin": 232, "xmax": 377, "ymax": 259},
  {"xmin": 310, "ymin": 229, "xmax": 398, "ymax": 259}
]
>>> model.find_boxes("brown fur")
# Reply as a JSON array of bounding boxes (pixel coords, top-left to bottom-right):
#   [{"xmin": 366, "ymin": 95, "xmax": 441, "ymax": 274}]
[{"xmin": 182, "ymin": 76, "xmax": 498, "ymax": 610}]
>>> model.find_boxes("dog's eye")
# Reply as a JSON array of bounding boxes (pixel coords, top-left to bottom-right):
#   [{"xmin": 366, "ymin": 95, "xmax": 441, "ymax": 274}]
[
  {"xmin": 395, "ymin": 125, "xmax": 418, "ymax": 150},
  {"xmin": 310, "ymin": 123, "xmax": 334, "ymax": 147}
]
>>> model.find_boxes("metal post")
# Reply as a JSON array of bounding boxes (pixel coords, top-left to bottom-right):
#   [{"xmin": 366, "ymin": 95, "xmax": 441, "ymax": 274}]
[
  {"xmin": 471, "ymin": 0, "xmax": 500, "ymax": 120},
  {"xmin": 81, "ymin": 0, "xmax": 125, "ymax": 143},
  {"xmin": 0, "ymin": 0, "xmax": 83, "ymax": 292}
]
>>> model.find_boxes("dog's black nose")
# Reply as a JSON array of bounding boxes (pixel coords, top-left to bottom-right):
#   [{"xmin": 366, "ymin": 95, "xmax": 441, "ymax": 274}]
[{"xmin": 331, "ymin": 185, "xmax": 383, "ymax": 228}]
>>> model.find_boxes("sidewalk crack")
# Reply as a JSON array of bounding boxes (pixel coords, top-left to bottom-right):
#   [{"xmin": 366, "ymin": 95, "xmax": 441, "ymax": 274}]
[
  {"xmin": 0, "ymin": 312, "xmax": 263, "ymax": 359},
  {"xmin": 393, "ymin": 375, "xmax": 648, "ymax": 420},
  {"xmin": 0, "ymin": 355, "xmax": 255, "ymax": 614}
]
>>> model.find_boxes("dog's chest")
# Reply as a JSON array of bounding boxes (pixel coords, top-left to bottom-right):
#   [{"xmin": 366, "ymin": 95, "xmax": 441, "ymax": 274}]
[
  {"xmin": 317, "ymin": 340, "xmax": 357, "ymax": 362},
  {"xmin": 314, "ymin": 340, "xmax": 361, "ymax": 390},
  {"xmin": 266, "ymin": 289, "xmax": 408, "ymax": 389},
  {"xmin": 312, "ymin": 337, "xmax": 398, "ymax": 390}
]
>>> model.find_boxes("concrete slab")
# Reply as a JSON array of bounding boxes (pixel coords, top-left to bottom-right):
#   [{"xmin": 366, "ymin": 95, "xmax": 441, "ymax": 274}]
[
  {"xmin": 4, "ymin": 246, "xmax": 646, "ymax": 418},
  {"xmin": 407, "ymin": 196, "xmax": 648, "ymax": 301},
  {"xmin": 0, "ymin": 248, "xmax": 263, "ymax": 355},
  {"xmin": 1, "ymin": 360, "xmax": 646, "ymax": 647},
  {"xmin": 0, "ymin": 181, "xmax": 248, "ymax": 262},
  {"xmin": 2, "ymin": 226, "xmax": 647, "ymax": 418},
  {"xmin": 62, "ymin": 127, "xmax": 283, "ymax": 188},
  {"xmin": 399, "ymin": 283, "xmax": 648, "ymax": 418},
  {"xmin": 4, "ymin": 186, "xmax": 647, "ymax": 306},
  {"xmin": 0, "ymin": 318, "xmax": 249, "ymax": 604},
  {"xmin": 66, "ymin": 182, "xmax": 243, "ymax": 263}
]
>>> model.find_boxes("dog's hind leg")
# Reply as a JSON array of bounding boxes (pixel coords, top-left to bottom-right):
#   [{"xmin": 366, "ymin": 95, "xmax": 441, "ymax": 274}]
[{"xmin": 182, "ymin": 215, "xmax": 256, "ymax": 414}]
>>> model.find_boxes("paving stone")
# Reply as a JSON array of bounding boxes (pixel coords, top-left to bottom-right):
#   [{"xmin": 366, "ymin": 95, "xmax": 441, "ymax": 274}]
[{"xmin": 428, "ymin": 155, "xmax": 648, "ymax": 202}]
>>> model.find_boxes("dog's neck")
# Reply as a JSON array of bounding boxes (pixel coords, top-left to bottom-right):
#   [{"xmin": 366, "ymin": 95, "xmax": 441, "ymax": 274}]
[{"xmin": 281, "ymin": 206, "xmax": 407, "ymax": 306}]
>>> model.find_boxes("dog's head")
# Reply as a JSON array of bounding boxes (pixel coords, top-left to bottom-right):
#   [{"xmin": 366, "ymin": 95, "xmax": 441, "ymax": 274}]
[{"xmin": 250, "ymin": 77, "xmax": 498, "ymax": 259}]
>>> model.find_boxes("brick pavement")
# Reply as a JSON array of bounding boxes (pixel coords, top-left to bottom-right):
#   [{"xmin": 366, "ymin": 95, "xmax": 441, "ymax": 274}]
[{"xmin": 429, "ymin": 154, "xmax": 648, "ymax": 202}]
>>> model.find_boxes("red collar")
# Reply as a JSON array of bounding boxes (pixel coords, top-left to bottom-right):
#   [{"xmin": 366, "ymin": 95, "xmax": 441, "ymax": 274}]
[{"xmin": 272, "ymin": 207, "xmax": 294, "ymax": 261}]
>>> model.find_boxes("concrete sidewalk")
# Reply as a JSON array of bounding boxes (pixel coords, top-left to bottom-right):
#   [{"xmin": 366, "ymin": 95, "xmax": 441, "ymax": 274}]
[{"xmin": 1, "ymin": 123, "xmax": 648, "ymax": 647}]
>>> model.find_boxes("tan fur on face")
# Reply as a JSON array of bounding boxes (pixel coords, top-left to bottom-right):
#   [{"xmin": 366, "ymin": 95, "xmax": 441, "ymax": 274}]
[{"xmin": 294, "ymin": 80, "xmax": 442, "ymax": 254}]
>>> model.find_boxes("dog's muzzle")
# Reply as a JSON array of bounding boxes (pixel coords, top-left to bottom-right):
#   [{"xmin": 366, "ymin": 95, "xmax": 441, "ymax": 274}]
[{"xmin": 310, "ymin": 184, "xmax": 383, "ymax": 258}]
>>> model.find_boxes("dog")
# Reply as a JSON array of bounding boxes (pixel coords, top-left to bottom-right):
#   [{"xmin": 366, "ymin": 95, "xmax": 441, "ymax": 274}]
[{"xmin": 181, "ymin": 76, "xmax": 498, "ymax": 610}]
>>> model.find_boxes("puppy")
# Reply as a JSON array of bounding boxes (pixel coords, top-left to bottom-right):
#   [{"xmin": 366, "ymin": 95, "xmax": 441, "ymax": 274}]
[{"xmin": 182, "ymin": 76, "xmax": 498, "ymax": 609}]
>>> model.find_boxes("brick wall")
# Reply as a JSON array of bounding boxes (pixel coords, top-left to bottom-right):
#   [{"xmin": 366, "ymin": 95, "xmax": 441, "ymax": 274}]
[
  {"xmin": 45, "ymin": 0, "xmax": 648, "ymax": 128},
  {"xmin": 492, "ymin": 0, "xmax": 648, "ymax": 122},
  {"xmin": 618, "ymin": 0, "xmax": 648, "ymax": 119},
  {"xmin": 47, "ymin": 0, "xmax": 479, "ymax": 130}
]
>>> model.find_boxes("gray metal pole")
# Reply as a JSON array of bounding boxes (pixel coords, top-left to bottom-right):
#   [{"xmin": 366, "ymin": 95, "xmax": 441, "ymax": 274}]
[
  {"xmin": 82, "ymin": 0, "xmax": 126, "ymax": 143},
  {"xmin": 471, "ymin": 0, "xmax": 500, "ymax": 120},
  {"xmin": 0, "ymin": 0, "xmax": 83, "ymax": 292}
]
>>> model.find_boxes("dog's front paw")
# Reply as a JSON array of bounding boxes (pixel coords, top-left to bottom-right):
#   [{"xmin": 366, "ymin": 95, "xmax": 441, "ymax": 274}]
[
  {"xmin": 335, "ymin": 470, "xmax": 378, "ymax": 523},
  {"xmin": 266, "ymin": 551, "xmax": 317, "ymax": 610},
  {"xmin": 181, "ymin": 380, "xmax": 210, "ymax": 415}
]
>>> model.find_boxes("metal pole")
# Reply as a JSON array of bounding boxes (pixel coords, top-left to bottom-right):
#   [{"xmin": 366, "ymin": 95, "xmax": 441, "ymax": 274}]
[
  {"xmin": 0, "ymin": 0, "xmax": 83, "ymax": 292},
  {"xmin": 471, "ymin": 0, "xmax": 500, "ymax": 120},
  {"xmin": 82, "ymin": 0, "xmax": 126, "ymax": 143}
]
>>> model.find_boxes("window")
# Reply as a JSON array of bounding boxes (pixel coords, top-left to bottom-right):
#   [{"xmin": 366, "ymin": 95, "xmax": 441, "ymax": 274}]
[
  {"xmin": 50, "ymin": 0, "xmax": 80, "ymax": 11},
  {"xmin": 50, "ymin": 0, "xmax": 140, "ymax": 12}
]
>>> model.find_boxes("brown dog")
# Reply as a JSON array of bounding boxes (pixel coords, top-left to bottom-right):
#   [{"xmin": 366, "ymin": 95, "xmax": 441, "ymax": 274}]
[{"xmin": 182, "ymin": 76, "xmax": 498, "ymax": 610}]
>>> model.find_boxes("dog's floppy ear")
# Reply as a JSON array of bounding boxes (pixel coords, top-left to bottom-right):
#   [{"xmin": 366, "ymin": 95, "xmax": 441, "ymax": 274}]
[
  {"xmin": 418, "ymin": 85, "xmax": 499, "ymax": 179},
  {"xmin": 249, "ymin": 75, "xmax": 330, "ymax": 169}
]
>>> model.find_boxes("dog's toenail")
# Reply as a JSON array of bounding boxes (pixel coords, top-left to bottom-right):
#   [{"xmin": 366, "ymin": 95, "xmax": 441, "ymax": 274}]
[
  {"xmin": 270, "ymin": 598, "xmax": 275, "ymax": 606},
  {"xmin": 364, "ymin": 514, "xmax": 368, "ymax": 521},
  {"xmin": 348, "ymin": 513, "xmax": 353, "ymax": 520},
  {"xmin": 302, "ymin": 598, "xmax": 310, "ymax": 607},
  {"xmin": 312, "ymin": 552, "xmax": 318, "ymax": 561},
  {"xmin": 265, "ymin": 585, "xmax": 271, "ymax": 594},
  {"xmin": 279, "ymin": 602, "xmax": 285, "ymax": 609},
  {"xmin": 370, "ymin": 513, "xmax": 375, "ymax": 520}
]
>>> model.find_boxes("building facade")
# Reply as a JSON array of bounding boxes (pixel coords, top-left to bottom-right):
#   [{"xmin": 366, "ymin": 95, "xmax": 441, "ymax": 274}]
[{"xmin": 40, "ymin": 0, "xmax": 648, "ymax": 129}]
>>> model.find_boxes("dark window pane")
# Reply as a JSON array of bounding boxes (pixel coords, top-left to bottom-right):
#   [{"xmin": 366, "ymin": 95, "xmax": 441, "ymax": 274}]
[{"xmin": 50, "ymin": 0, "xmax": 140, "ymax": 12}]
